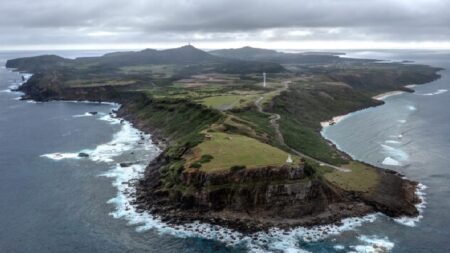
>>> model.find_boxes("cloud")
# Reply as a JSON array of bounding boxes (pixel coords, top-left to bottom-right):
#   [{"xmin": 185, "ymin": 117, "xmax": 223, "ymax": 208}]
[{"xmin": 1, "ymin": 0, "xmax": 449, "ymax": 49}]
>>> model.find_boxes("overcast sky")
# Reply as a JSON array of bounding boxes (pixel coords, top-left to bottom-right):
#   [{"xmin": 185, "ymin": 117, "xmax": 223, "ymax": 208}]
[{"xmin": 1, "ymin": 0, "xmax": 449, "ymax": 50}]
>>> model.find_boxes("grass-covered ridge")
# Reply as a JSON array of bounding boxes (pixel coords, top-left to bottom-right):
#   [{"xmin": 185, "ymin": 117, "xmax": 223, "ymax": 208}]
[
  {"xmin": 6, "ymin": 46, "xmax": 441, "ymax": 195},
  {"xmin": 185, "ymin": 132, "xmax": 300, "ymax": 173}
]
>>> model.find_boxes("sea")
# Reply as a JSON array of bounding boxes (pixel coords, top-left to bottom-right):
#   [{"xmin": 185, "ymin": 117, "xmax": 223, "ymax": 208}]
[{"xmin": 0, "ymin": 49, "xmax": 449, "ymax": 253}]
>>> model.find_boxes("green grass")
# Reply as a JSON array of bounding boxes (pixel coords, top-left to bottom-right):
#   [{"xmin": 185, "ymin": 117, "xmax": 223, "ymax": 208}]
[
  {"xmin": 278, "ymin": 117, "xmax": 347, "ymax": 165},
  {"xmin": 187, "ymin": 132, "xmax": 298, "ymax": 173},
  {"xmin": 323, "ymin": 162, "xmax": 379, "ymax": 192},
  {"xmin": 66, "ymin": 79, "xmax": 136, "ymax": 87},
  {"xmin": 231, "ymin": 108, "xmax": 279, "ymax": 146},
  {"xmin": 120, "ymin": 64, "xmax": 175, "ymax": 77},
  {"xmin": 199, "ymin": 95, "xmax": 243, "ymax": 109}
]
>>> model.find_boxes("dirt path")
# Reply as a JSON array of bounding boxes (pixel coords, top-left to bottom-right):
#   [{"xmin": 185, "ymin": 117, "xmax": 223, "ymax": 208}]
[{"xmin": 255, "ymin": 80, "xmax": 349, "ymax": 172}]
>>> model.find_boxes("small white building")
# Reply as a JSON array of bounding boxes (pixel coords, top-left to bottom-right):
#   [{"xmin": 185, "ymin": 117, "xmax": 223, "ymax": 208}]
[{"xmin": 286, "ymin": 154, "xmax": 293, "ymax": 163}]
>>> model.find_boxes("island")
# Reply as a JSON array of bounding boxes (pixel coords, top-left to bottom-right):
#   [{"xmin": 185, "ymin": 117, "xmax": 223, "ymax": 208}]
[{"xmin": 6, "ymin": 45, "xmax": 441, "ymax": 232}]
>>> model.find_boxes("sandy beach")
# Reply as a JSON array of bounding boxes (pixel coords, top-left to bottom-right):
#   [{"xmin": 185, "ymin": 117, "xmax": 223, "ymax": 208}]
[
  {"xmin": 372, "ymin": 90, "xmax": 405, "ymax": 100},
  {"xmin": 320, "ymin": 115, "xmax": 348, "ymax": 128},
  {"xmin": 321, "ymin": 87, "xmax": 414, "ymax": 128}
]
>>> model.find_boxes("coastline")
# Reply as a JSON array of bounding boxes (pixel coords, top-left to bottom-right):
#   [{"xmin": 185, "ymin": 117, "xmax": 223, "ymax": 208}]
[
  {"xmin": 2, "ymin": 67, "xmax": 411, "ymax": 253},
  {"xmin": 320, "ymin": 85, "xmax": 418, "ymax": 129},
  {"xmin": 372, "ymin": 90, "xmax": 405, "ymax": 101},
  {"xmin": 7, "ymin": 65, "xmax": 427, "ymax": 235},
  {"xmin": 5, "ymin": 68, "xmax": 389, "ymax": 250},
  {"xmin": 319, "ymin": 84, "xmax": 430, "ymax": 226}
]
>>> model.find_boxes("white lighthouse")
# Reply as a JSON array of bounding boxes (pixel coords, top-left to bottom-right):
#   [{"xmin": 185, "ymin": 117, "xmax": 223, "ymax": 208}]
[
  {"xmin": 263, "ymin": 72, "xmax": 266, "ymax": 87},
  {"xmin": 286, "ymin": 154, "xmax": 293, "ymax": 163}
]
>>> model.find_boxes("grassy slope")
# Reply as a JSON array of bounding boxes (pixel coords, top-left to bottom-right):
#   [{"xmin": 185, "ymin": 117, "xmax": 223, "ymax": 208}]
[
  {"xmin": 186, "ymin": 132, "xmax": 298, "ymax": 173},
  {"xmin": 7, "ymin": 52, "xmax": 440, "ymax": 194},
  {"xmin": 199, "ymin": 95, "xmax": 243, "ymax": 109},
  {"xmin": 325, "ymin": 162, "xmax": 379, "ymax": 192}
]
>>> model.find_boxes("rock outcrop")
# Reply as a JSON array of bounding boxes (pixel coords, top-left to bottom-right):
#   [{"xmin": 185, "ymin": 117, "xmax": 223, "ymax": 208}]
[
  {"xmin": 133, "ymin": 155, "xmax": 419, "ymax": 232},
  {"xmin": 7, "ymin": 59, "xmax": 423, "ymax": 233}
]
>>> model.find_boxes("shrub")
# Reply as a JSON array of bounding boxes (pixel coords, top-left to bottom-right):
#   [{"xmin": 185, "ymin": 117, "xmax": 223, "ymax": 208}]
[
  {"xmin": 230, "ymin": 165, "xmax": 246, "ymax": 172},
  {"xmin": 199, "ymin": 154, "xmax": 214, "ymax": 164},
  {"xmin": 190, "ymin": 162, "xmax": 202, "ymax": 169}
]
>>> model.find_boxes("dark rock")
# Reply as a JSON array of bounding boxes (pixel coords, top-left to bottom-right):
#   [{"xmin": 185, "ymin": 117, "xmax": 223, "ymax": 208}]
[
  {"xmin": 78, "ymin": 152, "xmax": 89, "ymax": 158},
  {"xmin": 120, "ymin": 162, "xmax": 135, "ymax": 167}
]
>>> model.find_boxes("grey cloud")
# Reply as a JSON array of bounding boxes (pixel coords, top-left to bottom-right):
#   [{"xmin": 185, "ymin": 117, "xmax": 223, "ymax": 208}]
[{"xmin": 0, "ymin": 0, "xmax": 449, "ymax": 48}]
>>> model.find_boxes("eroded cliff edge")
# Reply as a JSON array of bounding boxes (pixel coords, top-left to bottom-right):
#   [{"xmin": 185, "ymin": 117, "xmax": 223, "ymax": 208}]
[
  {"xmin": 15, "ymin": 76, "xmax": 420, "ymax": 232},
  {"xmin": 6, "ymin": 50, "xmax": 438, "ymax": 233}
]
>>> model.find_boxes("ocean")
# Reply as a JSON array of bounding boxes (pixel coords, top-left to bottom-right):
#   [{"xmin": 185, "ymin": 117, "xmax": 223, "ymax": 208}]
[{"xmin": 0, "ymin": 50, "xmax": 448, "ymax": 253}]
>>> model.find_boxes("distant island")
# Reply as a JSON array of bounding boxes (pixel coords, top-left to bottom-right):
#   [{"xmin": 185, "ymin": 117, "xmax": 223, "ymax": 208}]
[{"xmin": 6, "ymin": 45, "xmax": 441, "ymax": 232}]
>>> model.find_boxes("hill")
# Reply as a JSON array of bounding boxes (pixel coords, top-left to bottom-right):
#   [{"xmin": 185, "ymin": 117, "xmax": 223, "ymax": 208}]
[
  {"xmin": 5, "ymin": 45, "xmax": 440, "ymax": 232},
  {"xmin": 210, "ymin": 46, "xmax": 363, "ymax": 64}
]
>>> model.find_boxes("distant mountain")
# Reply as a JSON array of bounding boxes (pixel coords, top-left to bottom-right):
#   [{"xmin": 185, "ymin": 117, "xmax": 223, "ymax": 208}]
[
  {"xmin": 6, "ymin": 55, "xmax": 69, "ymax": 72},
  {"xmin": 80, "ymin": 45, "xmax": 220, "ymax": 66},
  {"xmin": 7, "ymin": 45, "xmax": 286, "ymax": 75},
  {"xmin": 210, "ymin": 46, "xmax": 346, "ymax": 64},
  {"xmin": 209, "ymin": 46, "xmax": 281, "ymax": 60}
]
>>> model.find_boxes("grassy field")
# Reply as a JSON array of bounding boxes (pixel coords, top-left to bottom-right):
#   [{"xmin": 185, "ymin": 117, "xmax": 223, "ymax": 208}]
[
  {"xmin": 199, "ymin": 95, "xmax": 243, "ymax": 109},
  {"xmin": 186, "ymin": 132, "xmax": 299, "ymax": 173},
  {"xmin": 323, "ymin": 162, "xmax": 379, "ymax": 192},
  {"xmin": 199, "ymin": 94, "xmax": 261, "ymax": 110},
  {"xmin": 67, "ymin": 79, "xmax": 136, "ymax": 87},
  {"xmin": 120, "ymin": 64, "xmax": 175, "ymax": 77},
  {"xmin": 278, "ymin": 117, "xmax": 348, "ymax": 165}
]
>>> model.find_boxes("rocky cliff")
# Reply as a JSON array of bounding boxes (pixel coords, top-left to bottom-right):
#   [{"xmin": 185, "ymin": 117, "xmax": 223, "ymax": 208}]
[
  {"xmin": 7, "ymin": 58, "xmax": 424, "ymax": 233},
  {"xmin": 132, "ymin": 153, "xmax": 419, "ymax": 232}
]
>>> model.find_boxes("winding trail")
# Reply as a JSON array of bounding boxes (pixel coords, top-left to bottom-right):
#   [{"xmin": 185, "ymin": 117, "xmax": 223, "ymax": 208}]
[{"xmin": 255, "ymin": 80, "xmax": 349, "ymax": 172}]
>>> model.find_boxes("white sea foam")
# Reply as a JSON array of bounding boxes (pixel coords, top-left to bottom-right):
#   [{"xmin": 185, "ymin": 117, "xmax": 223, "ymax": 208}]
[
  {"xmin": 42, "ymin": 110, "xmax": 147, "ymax": 163},
  {"xmin": 73, "ymin": 112, "xmax": 95, "ymax": 118},
  {"xmin": 398, "ymin": 119, "xmax": 406, "ymax": 124},
  {"xmin": 333, "ymin": 244, "xmax": 345, "ymax": 251},
  {"xmin": 99, "ymin": 113, "xmax": 121, "ymax": 125},
  {"xmin": 106, "ymin": 168, "xmax": 381, "ymax": 253},
  {"xmin": 349, "ymin": 235, "xmax": 394, "ymax": 253},
  {"xmin": 381, "ymin": 144, "xmax": 409, "ymax": 163},
  {"xmin": 420, "ymin": 89, "xmax": 448, "ymax": 96},
  {"xmin": 97, "ymin": 116, "xmax": 382, "ymax": 252},
  {"xmin": 42, "ymin": 103, "xmax": 391, "ymax": 252},
  {"xmin": 41, "ymin": 153, "xmax": 80, "ymax": 160},
  {"xmin": 384, "ymin": 140, "xmax": 401, "ymax": 145},
  {"xmin": 63, "ymin": 100, "xmax": 120, "ymax": 109},
  {"xmin": 382, "ymin": 157, "xmax": 401, "ymax": 166},
  {"xmin": 394, "ymin": 183, "xmax": 427, "ymax": 227},
  {"xmin": 407, "ymin": 105, "xmax": 417, "ymax": 111},
  {"xmin": 88, "ymin": 122, "xmax": 148, "ymax": 162}
]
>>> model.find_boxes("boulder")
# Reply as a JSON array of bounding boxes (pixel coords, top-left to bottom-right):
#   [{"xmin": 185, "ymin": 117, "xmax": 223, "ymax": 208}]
[{"xmin": 78, "ymin": 152, "xmax": 89, "ymax": 158}]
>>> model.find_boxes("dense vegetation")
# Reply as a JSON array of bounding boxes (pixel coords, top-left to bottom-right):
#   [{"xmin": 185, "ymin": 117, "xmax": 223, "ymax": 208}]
[{"xmin": 7, "ymin": 45, "xmax": 441, "ymax": 192}]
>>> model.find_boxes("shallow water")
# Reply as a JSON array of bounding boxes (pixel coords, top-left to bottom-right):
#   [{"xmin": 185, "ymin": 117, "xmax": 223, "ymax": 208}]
[
  {"xmin": 322, "ymin": 50, "xmax": 450, "ymax": 252},
  {"xmin": 1, "ymin": 50, "xmax": 449, "ymax": 253}
]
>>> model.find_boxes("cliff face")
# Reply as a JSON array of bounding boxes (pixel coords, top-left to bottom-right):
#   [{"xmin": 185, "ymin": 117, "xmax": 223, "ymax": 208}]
[
  {"xmin": 17, "ymin": 72, "xmax": 147, "ymax": 104},
  {"xmin": 134, "ymin": 159, "xmax": 367, "ymax": 231},
  {"xmin": 8, "ymin": 63, "xmax": 423, "ymax": 233},
  {"xmin": 133, "ymin": 154, "xmax": 419, "ymax": 232}
]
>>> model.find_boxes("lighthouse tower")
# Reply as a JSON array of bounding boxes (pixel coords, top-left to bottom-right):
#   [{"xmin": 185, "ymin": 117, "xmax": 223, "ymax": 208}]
[{"xmin": 263, "ymin": 72, "xmax": 266, "ymax": 87}]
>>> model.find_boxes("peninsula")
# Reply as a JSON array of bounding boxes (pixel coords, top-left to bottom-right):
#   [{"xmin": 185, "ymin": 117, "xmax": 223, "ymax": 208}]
[{"xmin": 6, "ymin": 46, "xmax": 441, "ymax": 232}]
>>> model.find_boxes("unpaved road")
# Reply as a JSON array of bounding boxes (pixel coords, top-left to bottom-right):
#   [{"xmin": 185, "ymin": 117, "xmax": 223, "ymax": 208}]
[{"xmin": 255, "ymin": 80, "xmax": 349, "ymax": 172}]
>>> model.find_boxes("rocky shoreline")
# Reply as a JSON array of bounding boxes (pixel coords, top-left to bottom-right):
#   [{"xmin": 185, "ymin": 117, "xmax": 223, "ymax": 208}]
[{"xmin": 10, "ymin": 68, "xmax": 422, "ymax": 234}]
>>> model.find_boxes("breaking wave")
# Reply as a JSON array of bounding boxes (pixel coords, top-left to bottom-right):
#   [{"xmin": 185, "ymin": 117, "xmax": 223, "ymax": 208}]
[
  {"xmin": 40, "ymin": 105, "xmax": 392, "ymax": 252},
  {"xmin": 380, "ymin": 144, "xmax": 409, "ymax": 166},
  {"xmin": 393, "ymin": 183, "xmax": 427, "ymax": 227},
  {"xmin": 420, "ymin": 89, "xmax": 448, "ymax": 96},
  {"xmin": 349, "ymin": 235, "xmax": 395, "ymax": 253},
  {"xmin": 407, "ymin": 105, "xmax": 417, "ymax": 111},
  {"xmin": 382, "ymin": 157, "xmax": 401, "ymax": 166}
]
